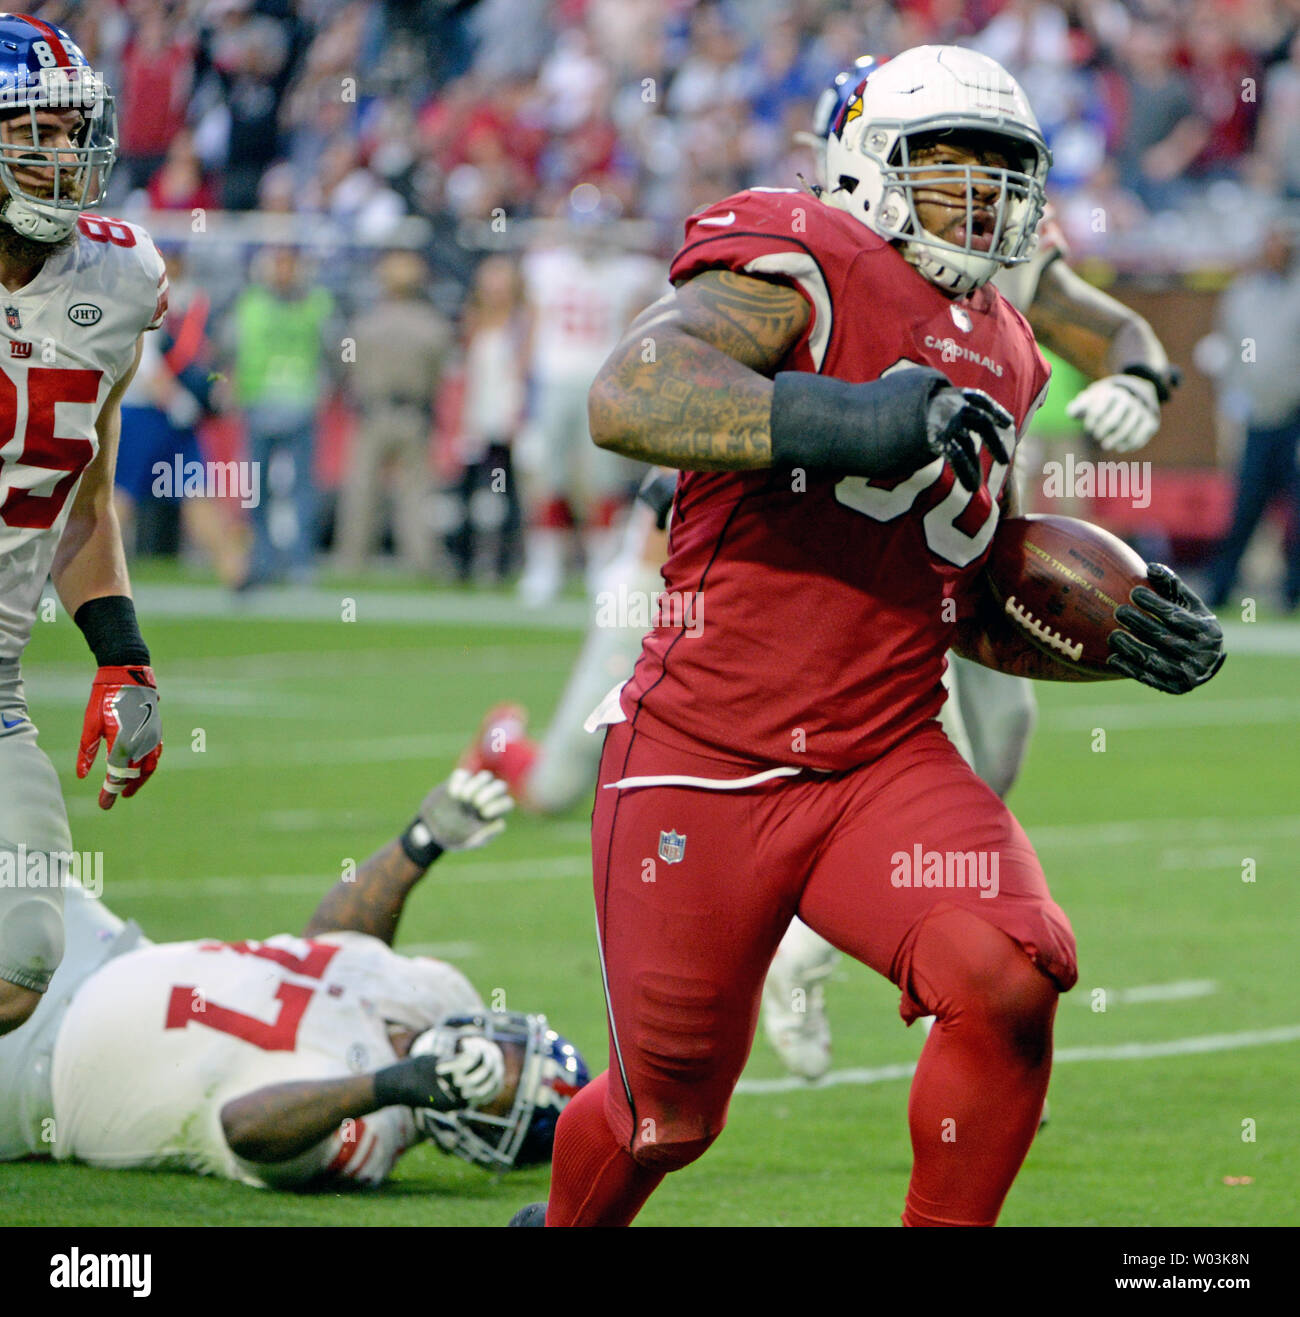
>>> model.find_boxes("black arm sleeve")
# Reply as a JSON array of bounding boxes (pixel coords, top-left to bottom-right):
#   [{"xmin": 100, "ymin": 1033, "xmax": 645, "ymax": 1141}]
[{"xmin": 768, "ymin": 367, "xmax": 949, "ymax": 477}]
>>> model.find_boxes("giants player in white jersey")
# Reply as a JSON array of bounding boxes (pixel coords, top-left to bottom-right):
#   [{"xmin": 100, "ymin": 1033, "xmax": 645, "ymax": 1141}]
[
  {"xmin": 516, "ymin": 195, "xmax": 662, "ymax": 607},
  {"xmin": 0, "ymin": 768, "xmax": 589, "ymax": 1187},
  {"xmin": 0, "ymin": 15, "xmax": 166, "ymax": 1037},
  {"xmin": 466, "ymin": 55, "xmax": 1180, "ymax": 1083}
]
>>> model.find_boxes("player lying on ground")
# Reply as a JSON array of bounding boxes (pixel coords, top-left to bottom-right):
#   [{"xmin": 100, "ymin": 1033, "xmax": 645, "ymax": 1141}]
[
  {"xmin": 0, "ymin": 769, "xmax": 589, "ymax": 1188},
  {"xmin": 464, "ymin": 51, "xmax": 1180, "ymax": 1081},
  {"xmin": 510, "ymin": 45, "xmax": 1223, "ymax": 1228},
  {"xmin": 0, "ymin": 14, "xmax": 166, "ymax": 1036}
]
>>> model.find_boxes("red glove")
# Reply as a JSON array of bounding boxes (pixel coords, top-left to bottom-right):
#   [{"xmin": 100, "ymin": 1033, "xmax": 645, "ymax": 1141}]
[{"xmin": 77, "ymin": 665, "xmax": 163, "ymax": 810}]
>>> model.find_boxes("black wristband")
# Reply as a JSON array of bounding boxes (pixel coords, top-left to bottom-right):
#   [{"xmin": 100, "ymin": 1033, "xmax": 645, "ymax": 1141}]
[
  {"xmin": 73, "ymin": 596, "xmax": 150, "ymax": 667},
  {"xmin": 769, "ymin": 367, "xmax": 948, "ymax": 476},
  {"xmin": 400, "ymin": 817, "xmax": 444, "ymax": 869},
  {"xmin": 1120, "ymin": 363, "xmax": 1180, "ymax": 405},
  {"xmin": 374, "ymin": 1057, "xmax": 459, "ymax": 1112}
]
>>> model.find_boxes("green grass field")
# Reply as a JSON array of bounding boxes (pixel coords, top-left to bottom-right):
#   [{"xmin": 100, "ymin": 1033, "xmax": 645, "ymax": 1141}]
[{"xmin": 3, "ymin": 566, "xmax": 1297, "ymax": 1227}]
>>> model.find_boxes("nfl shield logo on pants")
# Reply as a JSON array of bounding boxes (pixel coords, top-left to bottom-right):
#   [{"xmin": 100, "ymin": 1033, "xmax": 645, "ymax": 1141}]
[{"xmin": 657, "ymin": 829, "xmax": 686, "ymax": 864}]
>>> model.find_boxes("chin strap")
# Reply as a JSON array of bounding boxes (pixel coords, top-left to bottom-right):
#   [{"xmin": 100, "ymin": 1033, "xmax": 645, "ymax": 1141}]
[
  {"xmin": 0, "ymin": 193, "xmax": 78, "ymax": 243},
  {"xmin": 820, "ymin": 185, "xmax": 1001, "ymax": 297},
  {"xmin": 900, "ymin": 239, "xmax": 988, "ymax": 297}
]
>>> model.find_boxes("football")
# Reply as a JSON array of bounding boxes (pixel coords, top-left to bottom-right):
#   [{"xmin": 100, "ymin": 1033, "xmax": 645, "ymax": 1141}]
[{"xmin": 984, "ymin": 514, "xmax": 1149, "ymax": 674}]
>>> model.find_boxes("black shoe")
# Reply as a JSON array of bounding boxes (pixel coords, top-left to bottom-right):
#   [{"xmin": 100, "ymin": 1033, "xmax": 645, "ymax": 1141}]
[{"xmin": 508, "ymin": 1201, "xmax": 547, "ymax": 1227}]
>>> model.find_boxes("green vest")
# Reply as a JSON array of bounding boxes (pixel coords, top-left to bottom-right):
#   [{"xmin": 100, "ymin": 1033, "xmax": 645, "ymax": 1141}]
[
  {"xmin": 1028, "ymin": 346, "xmax": 1089, "ymax": 441},
  {"xmin": 233, "ymin": 286, "xmax": 332, "ymax": 409}
]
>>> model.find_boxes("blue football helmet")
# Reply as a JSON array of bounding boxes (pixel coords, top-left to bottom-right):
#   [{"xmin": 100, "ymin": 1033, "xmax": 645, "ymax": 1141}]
[
  {"xmin": 412, "ymin": 1011, "xmax": 589, "ymax": 1172},
  {"xmin": 0, "ymin": 12, "xmax": 116, "ymax": 242}
]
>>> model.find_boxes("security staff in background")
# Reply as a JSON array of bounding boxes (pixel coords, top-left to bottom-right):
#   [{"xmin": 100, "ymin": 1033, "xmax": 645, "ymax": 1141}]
[{"xmin": 334, "ymin": 250, "xmax": 453, "ymax": 573}]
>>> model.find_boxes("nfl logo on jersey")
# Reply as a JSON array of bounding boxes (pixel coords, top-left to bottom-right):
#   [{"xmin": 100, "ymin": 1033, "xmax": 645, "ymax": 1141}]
[
  {"xmin": 657, "ymin": 830, "xmax": 686, "ymax": 864},
  {"xmin": 4, "ymin": 305, "xmax": 19, "ymax": 330}
]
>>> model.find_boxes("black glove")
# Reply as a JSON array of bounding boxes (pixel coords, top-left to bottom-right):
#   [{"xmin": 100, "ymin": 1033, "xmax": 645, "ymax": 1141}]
[
  {"xmin": 924, "ymin": 387, "xmax": 1013, "ymax": 491},
  {"xmin": 1107, "ymin": 564, "xmax": 1226, "ymax": 694},
  {"xmin": 374, "ymin": 1036, "xmax": 505, "ymax": 1112}
]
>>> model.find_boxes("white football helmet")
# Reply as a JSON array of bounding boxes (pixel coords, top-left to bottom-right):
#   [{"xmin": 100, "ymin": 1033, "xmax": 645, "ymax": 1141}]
[{"xmin": 822, "ymin": 45, "xmax": 1050, "ymax": 297}]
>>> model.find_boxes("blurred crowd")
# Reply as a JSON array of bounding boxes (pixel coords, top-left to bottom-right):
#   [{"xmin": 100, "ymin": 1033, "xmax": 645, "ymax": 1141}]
[
  {"xmin": 62, "ymin": 0, "xmax": 1300, "ymax": 262},
  {"xmin": 33, "ymin": 0, "xmax": 1300, "ymax": 598}
]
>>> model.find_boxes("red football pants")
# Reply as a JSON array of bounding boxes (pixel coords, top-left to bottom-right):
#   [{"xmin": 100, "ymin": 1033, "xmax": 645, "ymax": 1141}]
[{"xmin": 548, "ymin": 715, "xmax": 1077, "ymax": 1224}]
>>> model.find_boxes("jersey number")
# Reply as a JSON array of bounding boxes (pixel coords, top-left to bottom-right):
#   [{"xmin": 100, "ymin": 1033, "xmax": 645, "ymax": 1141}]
[
  {"xmin": 164, "ymin": 940, "xmax": 342, "ymax": 1053},
  {"xmin": 0, "ymin": 368, "xmax": 103, "ymax": 530},
  {"xmin": 76, "ymin": 215, "xmax": 137, "ymax": 248},
  {"xmin": 833, "ymin": 360, "xmax": 1012, "ymax": 568}
]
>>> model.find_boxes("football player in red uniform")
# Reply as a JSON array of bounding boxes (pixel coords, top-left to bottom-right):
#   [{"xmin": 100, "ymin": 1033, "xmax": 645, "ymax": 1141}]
[
  {"xmin": 512, "ymin": 46, "xmax": 1224, "ymax": 1228},
  {"xmin": 764, "ymin": 54, "xmax": 1184, "ymax": 1083}
]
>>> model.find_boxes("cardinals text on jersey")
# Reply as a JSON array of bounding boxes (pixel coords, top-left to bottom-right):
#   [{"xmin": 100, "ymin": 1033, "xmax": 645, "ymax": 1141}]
[
  {"xmin": 0, "ymin": 214, "xmax": 167, "ymax": 660},
  {"xmin": 617, "ymin": 187, "xmax": 1050, "ymax": 771}
]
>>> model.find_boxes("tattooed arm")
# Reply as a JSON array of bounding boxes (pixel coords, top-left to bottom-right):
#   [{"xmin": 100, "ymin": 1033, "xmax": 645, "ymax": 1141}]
[
  {"xmin": 1027, "ymin": 257, "xmax": 1170, "ymax": 384},
  {"xmin": 302, "ymin": 842, "xmax": 424, "ymax": 946},
  {"xmin": 588, "ymin": 269, "xmax": 811, "ymax": 469},
  {"xmin": 303, "ymin": 771, "xmax": 512, "ymax": 944}
]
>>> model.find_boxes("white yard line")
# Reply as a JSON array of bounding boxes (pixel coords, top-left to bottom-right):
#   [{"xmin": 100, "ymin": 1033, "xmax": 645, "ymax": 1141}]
[
  {"xmin": 1218, "ymin": 621, "xmax": 1300, "ymax": 654},
  {"xmin": 1160, "ymin": 846, "xmax": 1257, "ymax": 871},
  {"xmin": 735, "ymin": 1022, "xmax": 1300, "ymax": 1095},
  {"xmin": 736, "ymin": 1062, "xmax": 921, "ymax": 1094},
  {"xmin": 1066, "ymin": 979, "xmax": 1219, "ymax": 1005},
  {"xmin": 58, "ymin": 732, "xmax": 473, "ymax": 779},
  {"xmin": 119, "ymin": 583, "xmax": 589, "ymax": 629},
  {"xmin": 1024, "ymin": 814, "xmax": 1300, "ymax": 849},
  {"xmin": 21, "ymin": 645, "xmax": 570, "ymax": 683},
  {"xmin": 104, "ymin": 854, "xmax": 591, "ymax": 898},
  {"xmin": 19, "ymin": 672, "xmax": 325, "ymax": 714},
  {"xmin": 1040, "ymin": 695, "xmax": 1300, "ymax": 730},
  {"xmin": 253, "ymin": 808, "xmax": 398, "ymax": 832}
]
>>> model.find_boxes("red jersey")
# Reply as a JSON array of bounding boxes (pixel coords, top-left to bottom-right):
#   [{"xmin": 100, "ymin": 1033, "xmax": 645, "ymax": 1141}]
[{"xmin": 618, "ymin": 187, "xmax": 1050, "ymax": 772}]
